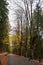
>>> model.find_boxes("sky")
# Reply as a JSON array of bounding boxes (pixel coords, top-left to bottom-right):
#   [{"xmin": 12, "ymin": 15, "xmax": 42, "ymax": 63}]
[
  {"xmin": 7, "ymin": 0, "xmax": 15, "ymax": 27},
  {"xmin": 7, "ymin": 0, "xmax": 43, "ymax": 36},
  {"xmin": 7, "ymin": 0, "xmax": 17, "ymax": 36}
]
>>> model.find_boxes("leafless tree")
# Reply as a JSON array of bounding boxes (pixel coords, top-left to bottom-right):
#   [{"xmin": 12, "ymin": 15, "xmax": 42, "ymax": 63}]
[{"xmin": 12, "ymin": 0, "xmax": 43, "ymax": 57}]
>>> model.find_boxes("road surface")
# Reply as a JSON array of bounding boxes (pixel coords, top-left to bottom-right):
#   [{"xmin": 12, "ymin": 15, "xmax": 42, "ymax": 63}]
[
  {"xmin": 7, "ymin": 54, "xmax": 43, "ymax": 65},
  {"xmin": 0, "ymin": 53, "xmax": 43, "ymax": 65}
]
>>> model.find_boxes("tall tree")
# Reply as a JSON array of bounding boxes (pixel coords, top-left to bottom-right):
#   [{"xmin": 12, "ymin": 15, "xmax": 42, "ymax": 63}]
[
  {"xmin": 0, "ymin": 0, "xmax": 8, "ymax": 52},
  {"xmin": 32, "ymin": 1, "xmax": 43, "ymax": 60},
  {"xmin": 13, "ymin": 0, "xmax": 30, "ymax": 56}
]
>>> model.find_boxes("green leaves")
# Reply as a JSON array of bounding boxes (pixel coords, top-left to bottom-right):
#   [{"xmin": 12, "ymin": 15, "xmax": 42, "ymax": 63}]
[{"xmin": 0, "ymin": 0, "xmax": 8, "ymax": 51}]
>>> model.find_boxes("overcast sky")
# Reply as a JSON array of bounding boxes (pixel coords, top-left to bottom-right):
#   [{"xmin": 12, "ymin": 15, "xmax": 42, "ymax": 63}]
[{"xmin": 7, "ymin": 0, "xmax": 43, "ymax": 36}]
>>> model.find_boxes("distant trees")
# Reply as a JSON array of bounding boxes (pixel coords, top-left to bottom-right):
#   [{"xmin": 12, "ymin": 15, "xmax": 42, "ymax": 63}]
[
  {"xmin": 13, "ymin": 0, "xmax": 30, "ymax": 56},
  {"xmin": 12, "ymin": 0, "xmax": 43, "ymax": 61},
  {"xmin": 0, "ymin": 0, "xmax": 9, "ymax": 52}
]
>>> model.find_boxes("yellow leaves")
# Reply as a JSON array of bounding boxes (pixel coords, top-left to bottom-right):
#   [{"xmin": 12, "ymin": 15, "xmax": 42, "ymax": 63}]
[
  {"xmin": 11, "ymin": 33, "xmax": 30, "ymax": 49},
  {"xmin": 16, "ymin": 43, "xmax": 20, "ymax": 49},
  {"xmin": 12, "ymin": 34, "xmax": 21, "ymax": 43},
  {"xmin": 27, "ymin": 34, "xmax": 30, "ymax": 43},
  {"xmin": 22, "ymin": 41, "xmax": 25, "ymax": 43},
  {"xmin": 12, "ymin": 34, "xmax": 21, "ymax": 49},
  {"xmin": 10, "ymin": 46, "xmax": 13, "ymax": 52},
  {"xmin": 3, "ymin": 34, "xmax": 9, "ymax": 44}
]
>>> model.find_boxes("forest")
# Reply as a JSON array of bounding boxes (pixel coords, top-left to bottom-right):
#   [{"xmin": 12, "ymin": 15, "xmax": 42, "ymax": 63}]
[{"xmin": 0, "ymin": 0, "xmax": 43, "ymax": 62}]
